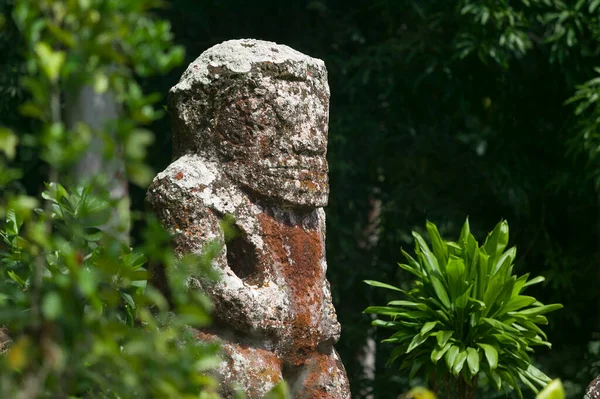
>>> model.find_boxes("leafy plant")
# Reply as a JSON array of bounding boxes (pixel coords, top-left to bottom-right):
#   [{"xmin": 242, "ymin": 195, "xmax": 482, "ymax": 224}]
[
  {"xmin": 0, "ymin": 0, "xmax": 229, "ymax": 397},
  {"xmin": 0, "ymin": 183, "xmax": 223, "ymax": 398},
  {"xmin": 364, "ymin": 219, "xmax": 563, "ymax": 399},
  {"xmin": 536, "ymin": 379, "xmax": 565, "ymax": 399}
]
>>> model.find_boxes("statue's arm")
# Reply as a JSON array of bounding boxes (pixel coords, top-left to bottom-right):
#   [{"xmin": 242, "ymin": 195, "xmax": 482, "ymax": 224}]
[{"xmin": 146, "ymin": 157, "xmax": 288, "ymax": 335}]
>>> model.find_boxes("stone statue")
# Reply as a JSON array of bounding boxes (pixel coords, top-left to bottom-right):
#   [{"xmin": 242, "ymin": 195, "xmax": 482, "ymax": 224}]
[
  {"xmin": 146, "ymin": 39, "xmax": 351, "ymax": 398},
  {"xmin": 586, "ymin": 375, "xmax": 600, "ymax": 399}
]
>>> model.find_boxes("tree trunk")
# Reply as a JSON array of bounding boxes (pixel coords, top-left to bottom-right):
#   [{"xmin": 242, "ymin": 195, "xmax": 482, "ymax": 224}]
[
  {"xmin": 357, "ymin": 188, "xmax": 382, "ymax": 398},
  {"xmin": 65, "ymin": 85, "xmax": 129, "ymax": 242}
]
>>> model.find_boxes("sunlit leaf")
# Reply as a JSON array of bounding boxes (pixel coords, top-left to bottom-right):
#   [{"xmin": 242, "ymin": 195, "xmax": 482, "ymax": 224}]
[
  {"xmin": 34, "ymin": 42, "xmax": 65, "ymax": 82},
  {"xmin": 42, "ymin": 292, "xmax": 62, "ymax": 320}
]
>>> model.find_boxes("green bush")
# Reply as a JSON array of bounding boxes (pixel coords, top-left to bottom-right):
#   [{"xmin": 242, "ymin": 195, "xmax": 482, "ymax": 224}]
[
  {"xmin": 0, "ymin": 184, "xmax": 223, "ymax": 397},
  {"xmin": 365, "ymin": 219, "xmax": 562, "ymax": 399},
  {"xmin": 0, "ymin": 1, "xmax": 225, "ymax": 397}
]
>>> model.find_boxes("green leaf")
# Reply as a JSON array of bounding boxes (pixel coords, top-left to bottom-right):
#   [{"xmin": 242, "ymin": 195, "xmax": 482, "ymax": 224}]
[
  {"xmin": 445, "ymin": 344, "xmax": 459, "ymax": 370},
  {"xmin": 483, "ymin": 220, "xmax": 509, "ymax": 266},
  {"xmin": 488, "ymin": 369, "xmax": 502, "ymax": 390},
  {"xmin": 519, "ymin": 371, "xmax": 540, "ymax": 394},
  {"xmin": 430, "ymin": 274, "xmax": 451, "ymax": 309},
  {"xmin": 413, "ymin": 232, "xmax": 441, "ymax": 275},
  {"xmin": 492, "ymin": 246, "xmax": 516, "ymax": 277},
  {"xmin": 431, "ymin": 341, "xmax": 452, "ymax": 363},
  {"xmin": 42, "ymin": 292, "xmax": 62, "ymax": 320},
  {"xmin": 372, "ymin": 319, "xmax": 402, "ymax": 328},
  {"xmin": 459, "ymin": 218, "xmax": 471, "ymax": 245},
  {"xmin": 426, "ymin": 220, "xmax": 448, "ymax": 267},
  {"xmin": 477, "ymin": 251, "xmax": 490, "ymax": 299},
  {"xmin": 477, "ymin": 343, "xmax": 498, "ymax": 369},
  {"xmin": 125, "ymin": 129, "xmax": 154, "ymax": 160},
  {"xmin": 499, "ymin": 368, "xmax": 523, "ymax": 399},
  {"xmin": 466, "ymin": 347, "xmax": 480, "ymax": 375},
  {"xmin": 523, "ymin": 276, "xmax": 545, "ymax": 288},
  {"xmin": 512, "ymin": 273, "xmax": 530, "ymax": 296},
  {"xmin": 93, "ymin": 72, "xmax": 109, "ymax": 94},
  {"xmin": 121, "ymin": 292, "xmax": 135, "ymax": 309},
  {"xmin": 420, "ymin": 321, "xmax": 439, "ymax": 335},
  {"xmin": 466, "ymin": 233, "xmax": 479, "ymax": 281},
  {"xmin": 7, "ymin": 270, "xmax": 26, "ymax": 287},
  {"xmin": 47, "ymin": 23, "xmax": 75, "ymax": 47},
  {"xmin": 364, "ymin": 280, "xmax": 405, "ymax": 293},
  {"xmin": 514, "ymin": 304, "xmax": 563, "ymax": 317},
  {"xmin": 452, "ymin": 349, "xmax": 468, "ymax": 376},
  {"xmin": 0, "ymin": 127, "xmax": 18, "ymax": 159},
  {"xmin": 363, "ymin": 306, "xmax": 401, "ymax": 317},
  {"xmin": 455, "ymin": 284, "xmax": 473, "ymax": 309},
  {"xmin": 19, "ymin": 102, "xmax": 44, "ymax": 119},
  {"xmin": 42, "ymin": 182, "xmax": 69, "ymax": 203},
  {"xmin": 265, "ymin": 381, "xmax": 291, "ymax": 399},
  {"xmin": 78, "ymin": 268, "xmax": 97, "ymax": 296},
  {"xmin": 127, "ymin": 162, "xmax": 155, "ymax": 187},
  {"xmin": 482, "ymin": 317, "xmax": 520, "ymax": 334},
  {"xmin": 526, "ymin": 364, "xmax": 552, "ymax": 386},
  {"xmin": 446, "ymin": 256, "xmax": 466, "ymax": 301},
  {"xmin": 409, "ymin": 358, "xmax": 425, "ymax": 379},
  {"xmin": 407, "ymin": 331, "xmax": 431, "ymax": 353},
  {"xmin": 401, "ymin": 249, "xmax": 422, "ymax": 271},
  {"xmin": 436, "ymin": 330, "xmax": 453, "ymax": 347},
  {"xmin": 34, "ymin": 42, "xmax": 65, "ymax": 82},
  {"xmin": 6, "ymin": 208, "xmax": 21, "ymax": 235},
  {"xmin": 398, "ymin": 262, "xmax": 424, "ymax": 278},
  {"xmin": 500, "ymin": 295, "xmax": 537, "ymax": 314},
  {"xmin": 387, "ymin": 300, "xmax": 426, "ymax": 310},
  {"xmin": 490, "ymin": 276, "xmax": 516, "ymax": 315},
  {"xmin": 536, "ymin": 379, "xmax": 565, "ymax": 399},
  {"xmin": 522, "ymin": 320, "xmax": 548, "ymax": 340},
  {"xmin": 483, "ymin": 274, "xmax": 505, "ymax": 311}
]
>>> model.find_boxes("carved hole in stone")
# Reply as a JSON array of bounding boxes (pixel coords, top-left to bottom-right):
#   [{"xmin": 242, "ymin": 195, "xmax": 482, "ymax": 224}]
[{"xmin": 225, "ymin": 235, "xmax": 262, "ymax": 285}]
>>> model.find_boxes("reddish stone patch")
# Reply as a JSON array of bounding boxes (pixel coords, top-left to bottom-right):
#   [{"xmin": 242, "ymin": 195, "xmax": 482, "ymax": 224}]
[
  {"xmin": 175, "ymin": 171, "xmax": 184, "ymax": 180},
  {"xmin": 190, "ymin": 184, "xmax": 208, "ymax": 193},
  {"xmin": 257, "ymin": 210, "xmax": 324, "ymax": 365},
  {"xmin": 291, "ymin": 351, "xmax": 350, "ymax": 399},
  {"xmin": 195, "ymin": 329, "xmax": 284, "ymax": 397}
]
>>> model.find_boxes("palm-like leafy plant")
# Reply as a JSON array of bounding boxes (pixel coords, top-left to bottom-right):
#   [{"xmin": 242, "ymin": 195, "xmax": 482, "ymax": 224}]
[{"xmin": 364, "ymin": 219, "xmax": 562, "ymax": 399}]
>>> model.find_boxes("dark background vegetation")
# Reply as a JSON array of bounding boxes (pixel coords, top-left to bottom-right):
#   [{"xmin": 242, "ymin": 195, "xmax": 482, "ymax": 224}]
[{"xmin": 3, "ymin": 0, "xmax": 600, "ymax": 397}]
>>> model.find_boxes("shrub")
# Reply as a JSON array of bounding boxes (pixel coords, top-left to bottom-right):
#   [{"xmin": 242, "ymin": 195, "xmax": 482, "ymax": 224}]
[
  {"xmin": 0, "ymin": 1, "xmax": 224, "ymax": 397},
  {"xmin": 365, "ymin": 219, "xmax": 562, "ymax": 399}
]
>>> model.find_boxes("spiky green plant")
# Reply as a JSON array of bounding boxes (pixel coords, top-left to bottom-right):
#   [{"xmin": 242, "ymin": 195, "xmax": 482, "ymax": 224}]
[{"xmin": 364, "ymin": 219, "xmax": 562, "ymax": 399}]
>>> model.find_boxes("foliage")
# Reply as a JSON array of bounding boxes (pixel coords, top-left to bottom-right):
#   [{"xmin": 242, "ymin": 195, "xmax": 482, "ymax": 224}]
[
  {"xmin": 365, "ymin": 219, "xmax": 562, "ymax": 398},
  {"xmin": 7, "ymin": 0, "xmax": 184, "ymax": 188},
  {"xmin": 567, "ymin": 66, "xmax": 600, "ymax": 187},
  {"xmin": 0, "ymin": 184, "xmax": 222, "ymax": 397},
  {"xmin": 0, "ymin": 0, "xmax": 230, "ymax": 397},
  {"xmin": 536, "ymin": 379, "xmax": 565, "ymax": 399},
  {"xmin": 398, "ymin": 377, "xmax": 565, "ymax": 398}
]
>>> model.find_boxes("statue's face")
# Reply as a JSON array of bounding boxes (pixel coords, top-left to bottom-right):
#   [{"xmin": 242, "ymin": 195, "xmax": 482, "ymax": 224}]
[{"xmin": 214, "ymin": 79, "xmax": 329, "ymax": 208}]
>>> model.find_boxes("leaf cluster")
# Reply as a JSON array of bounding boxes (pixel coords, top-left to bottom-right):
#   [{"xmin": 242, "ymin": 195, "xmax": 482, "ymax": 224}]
[
  {"xmin": 7, "ymin": 0, "xmax": 185, "ymax": 186},
  {"xmin": 365, "ymin": 219, "xmax": 563, "ymax": 398},
  {"xmin": 0, "ymin": 183, "xmax": 224, "ymax": 398}
]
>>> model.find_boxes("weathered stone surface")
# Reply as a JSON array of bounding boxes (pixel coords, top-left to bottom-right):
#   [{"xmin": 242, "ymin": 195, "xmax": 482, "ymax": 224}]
[
  {"xmin": 147, "ymin": 39, "xmax": 350, "ymax": 398},
  {"xmin": 586, "ymin": 374, "xmax": 600, "ymax": 399}
]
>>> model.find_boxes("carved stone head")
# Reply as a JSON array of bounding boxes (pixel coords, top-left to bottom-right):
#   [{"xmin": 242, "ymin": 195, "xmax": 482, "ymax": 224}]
[{"xmin": 168, "ymin": 39, "xmax": 330, "ymax": 208}]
